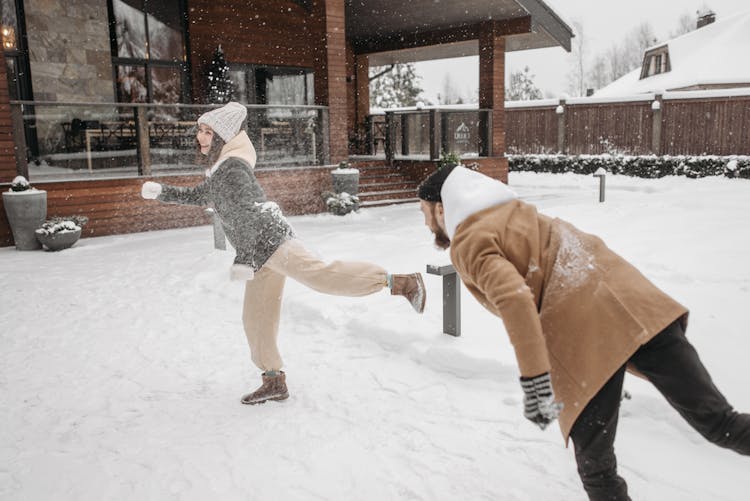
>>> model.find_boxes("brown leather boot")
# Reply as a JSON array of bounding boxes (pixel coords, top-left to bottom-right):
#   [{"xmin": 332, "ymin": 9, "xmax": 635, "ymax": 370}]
[
  {"xmin": 241, "ymin": 371, "xmax": 289, "ymax": 405},
  {"xmin": 390, "ymin": 273, "xmax": 426, "ymax": 314}
]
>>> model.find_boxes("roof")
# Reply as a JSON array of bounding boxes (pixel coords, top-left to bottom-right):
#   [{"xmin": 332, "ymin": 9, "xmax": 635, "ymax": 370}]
[
  {"xmin": 345, "ymin": 0, "xmax": 573, "ymax": 65},
  {"xmin": 596, "ymin": 9, "xmax": 750, "ymax": 96}
]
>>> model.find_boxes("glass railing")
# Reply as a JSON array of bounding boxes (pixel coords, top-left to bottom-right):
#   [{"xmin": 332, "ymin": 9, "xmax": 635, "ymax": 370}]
[
  {"xmin": 9, "ymin": 101, "xmax": 329, "ymax": 182},
  {"xmin": 368, "ymin": 107, "xmax": 492, "ymax": 160}
]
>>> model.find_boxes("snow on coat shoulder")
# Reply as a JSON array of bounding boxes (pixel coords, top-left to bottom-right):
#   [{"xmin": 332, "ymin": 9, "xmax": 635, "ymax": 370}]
[{"xmin": 441, "ymin": 166, "xmax": 518, "ymax": 239}]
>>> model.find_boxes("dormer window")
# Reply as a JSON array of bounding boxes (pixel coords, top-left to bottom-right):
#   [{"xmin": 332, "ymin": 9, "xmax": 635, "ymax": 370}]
[{"xmin": 640, "ymin": 45, "xmax": 671, "ymax": 79}]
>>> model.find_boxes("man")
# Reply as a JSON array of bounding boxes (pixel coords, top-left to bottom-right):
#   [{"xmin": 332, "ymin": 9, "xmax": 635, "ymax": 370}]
[{"xmin": 417, "ymin": 164, "xmax": 749, "ymax": 501}]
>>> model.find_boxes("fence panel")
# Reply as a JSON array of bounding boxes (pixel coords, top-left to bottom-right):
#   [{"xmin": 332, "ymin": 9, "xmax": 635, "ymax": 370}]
[
  {"xmin": 506, "ymin": 106, "xmax": 557, "ymax": 154},
  {"xmin": 565, "ymin": 101, "xmax": 653, "ymax": 155},
  {"xmin": 507, "ymin": 92, "xmax": 750, "ymax": 157},
  {"xmin": 661, "ymin": 96, "xmax": 750, "ymax": 155}
]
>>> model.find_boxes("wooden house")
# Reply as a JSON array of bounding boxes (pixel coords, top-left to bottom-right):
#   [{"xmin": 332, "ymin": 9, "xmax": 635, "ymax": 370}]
[{"xmin": 0, "ymin": 0, "xmax": 572, "ymax": 247}]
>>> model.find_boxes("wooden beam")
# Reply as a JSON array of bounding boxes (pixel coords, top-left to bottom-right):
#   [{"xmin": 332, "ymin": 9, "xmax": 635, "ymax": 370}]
[{"xmin": 351, "ymin": 17, "xmax": 531, "ymax": 55}]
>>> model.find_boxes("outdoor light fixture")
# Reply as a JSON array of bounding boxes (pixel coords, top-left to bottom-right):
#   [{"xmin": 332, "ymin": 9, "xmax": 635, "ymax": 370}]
[{"xmin": 1, "ymin": 26, "xmax": 16, "ymax": 49}]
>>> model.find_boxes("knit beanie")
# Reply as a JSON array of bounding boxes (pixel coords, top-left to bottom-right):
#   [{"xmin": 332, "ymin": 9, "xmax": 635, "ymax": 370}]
[
  {"xmin": 197, "ymin": 102, "xmax": 247, "ymax": 142},
  {"xmin": 417, "ymin": 164, "xmax": 459, "ymax": 202}
]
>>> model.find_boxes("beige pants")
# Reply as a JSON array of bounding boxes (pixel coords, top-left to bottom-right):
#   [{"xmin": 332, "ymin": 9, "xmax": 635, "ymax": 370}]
[{"xmin": 241, "ymin": 239, "xmax": 388, "ymax": 371}]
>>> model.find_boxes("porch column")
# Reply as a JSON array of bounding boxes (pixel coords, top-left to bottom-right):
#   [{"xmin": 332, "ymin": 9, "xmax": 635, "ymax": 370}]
[
  {"xmin": 354, "ymin": 54, "xmax": 370, "ymax": 154},
  {"xmin": 313, "ymin": 0, "xmax": 348, "ymax": 164},
  {"xmin": 478, "ymin": 22, "xmax": 506, "ymax": 158}
]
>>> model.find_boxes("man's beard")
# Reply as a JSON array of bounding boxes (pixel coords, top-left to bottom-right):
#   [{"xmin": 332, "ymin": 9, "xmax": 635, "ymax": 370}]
[{"xmin": 433, "ymin": 226, "xmax": 451, "ymax": 250}]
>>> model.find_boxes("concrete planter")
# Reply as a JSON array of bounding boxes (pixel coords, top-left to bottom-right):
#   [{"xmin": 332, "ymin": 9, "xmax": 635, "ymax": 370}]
[
  {"xmin": 36, "ymin": 228, "xmax": 82, "ymax": 251},
  {"xmin": 2, "ymin": 189, "xmax": 47, "ymax": 250},
  {"xmin": 331, "ymin": 169, "xmax": 360, "ymax": 195}
]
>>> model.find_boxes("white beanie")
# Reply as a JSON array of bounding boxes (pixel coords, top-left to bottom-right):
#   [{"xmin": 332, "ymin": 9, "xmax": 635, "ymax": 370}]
[{"xmin": 197, "ymin": 102, "xmax": 247, "ymax": 142}]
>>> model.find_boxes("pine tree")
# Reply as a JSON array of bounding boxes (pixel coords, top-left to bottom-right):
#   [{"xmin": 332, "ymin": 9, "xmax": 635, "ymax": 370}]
[
  {"xmin": 369, "ymin": 63, "xmax": 426, "ymax": 108},
  {"xmin": 205, "ymin": 46, "xmax": 234, "ymax": 104},
  {"xmin": 506, "ymin": 66, "xmax": 543, "ymax": 101}
]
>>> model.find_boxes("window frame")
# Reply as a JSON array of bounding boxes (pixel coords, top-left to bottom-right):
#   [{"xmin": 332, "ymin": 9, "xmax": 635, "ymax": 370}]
[
  {"xmin": 229, "ymin": 63, "xmax": 315, "ymax": 106},
  {"xmin": 106, "ymin": 0, "xmax": 192, "ymax": 104}
]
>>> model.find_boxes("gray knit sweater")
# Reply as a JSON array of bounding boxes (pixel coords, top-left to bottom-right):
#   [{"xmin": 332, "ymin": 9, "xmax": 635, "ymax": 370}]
[{"xmin": 157, "ymin": 157, "xmax": 294, "ymax": 271}]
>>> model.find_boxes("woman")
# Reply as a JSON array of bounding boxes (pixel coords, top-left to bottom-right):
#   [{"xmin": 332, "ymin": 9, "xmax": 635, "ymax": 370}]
[{"xmin": 141, "ymin": 102, "xmax": 426, "ymax": 405}]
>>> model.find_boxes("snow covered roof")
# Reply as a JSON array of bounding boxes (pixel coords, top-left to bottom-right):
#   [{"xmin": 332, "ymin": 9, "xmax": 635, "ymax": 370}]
[{"xmin": 596, "ymin": 9, "xmax": 750, "ymax": 97}]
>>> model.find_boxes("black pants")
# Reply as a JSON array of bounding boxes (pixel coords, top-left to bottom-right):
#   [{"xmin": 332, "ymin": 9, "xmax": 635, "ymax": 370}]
[{"xmin": 569, "ymin": 320, "xmax": 750, "ymax": 501}]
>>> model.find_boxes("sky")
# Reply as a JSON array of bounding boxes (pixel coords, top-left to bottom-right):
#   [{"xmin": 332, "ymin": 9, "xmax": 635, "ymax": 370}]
[
  {"xmin": 2, "ymin": 172, "xmax": 749, "ymax": 499},
  {"xmin": 412, "ymin": 0, "xmax": 750, "ymax": 102}
]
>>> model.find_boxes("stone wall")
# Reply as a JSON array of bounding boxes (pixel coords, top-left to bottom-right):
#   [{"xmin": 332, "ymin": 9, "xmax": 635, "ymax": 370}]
[
  {"xmin": 25, "ymin": 0, "xmax": 113, "ymax": 103},
  {"xmin": 24, "ymin": 0, "xmax": 115, "ymax": 156}
]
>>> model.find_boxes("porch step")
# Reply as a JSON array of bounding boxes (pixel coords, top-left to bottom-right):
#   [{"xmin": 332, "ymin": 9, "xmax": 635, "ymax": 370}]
[
  {"xmin": 347, "ymin": 160, "xmax": 420, "ymax": 207},
  {"xmin": 357, "ymin": 188, "xmax": 419, "ymax": 203},
  {"xmin": 360, "ymin": 181, "xmax": 418, "ymax": 193},
  {"xmin": 360, "ymin": 197, "xmax": 420, "ymax": 208}
]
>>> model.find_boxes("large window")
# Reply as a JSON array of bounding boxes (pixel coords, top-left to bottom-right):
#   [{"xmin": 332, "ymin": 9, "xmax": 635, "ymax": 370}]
[
  {"xmin": 229, "ymin": 65, "xmax": 314, "ymax": 106},
  {"xmin": 108, "ymin": 0, "xmax": 189, "ymax": 104},
  {"xmin": 2, "ymin": 0, "xmax": 38, "ymax": 157}
]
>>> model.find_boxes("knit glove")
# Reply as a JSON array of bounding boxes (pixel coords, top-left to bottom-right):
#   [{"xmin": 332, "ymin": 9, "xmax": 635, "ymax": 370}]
[
  {"xmin": 520, "ymin": 372, "xmax": 564, "ymax": 430},
  {"xmin": 141, "ymin": 181, "xmax": 162, "ymax": 199},
  {"xmin": 229, "ymin": 263, "xmax": 255, "ymax": 282}
]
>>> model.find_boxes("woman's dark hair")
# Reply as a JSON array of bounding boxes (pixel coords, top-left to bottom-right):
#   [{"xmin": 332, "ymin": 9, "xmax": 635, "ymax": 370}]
[{"xmin": 196, "ymin": 133, "xmax": 226, "ymax": 167}]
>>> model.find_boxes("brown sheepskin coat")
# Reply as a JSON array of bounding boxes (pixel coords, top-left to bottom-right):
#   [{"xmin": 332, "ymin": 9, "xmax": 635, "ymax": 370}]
[{"xmin": 449, "ymin": 200, "xmax": 688, "ymax": 442}]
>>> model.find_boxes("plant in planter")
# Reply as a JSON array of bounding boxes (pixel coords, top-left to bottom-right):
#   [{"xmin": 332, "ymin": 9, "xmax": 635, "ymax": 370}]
[
  {"xmin": 322, "ymin": 190, "xmax": 360, "ymax": 216},
  {"xmin": 438, "ymin": 151, "xmax": 461, "ymax": 170},
  {"xmin": 331, "ymin": 161, "xmax": 360, "ymax": 195},
  {"xmin": 2, "ymin": 176, "xmax": 47, "ymax": 250},
  {"xmin": 35, "ymin": 215, "xmax": 89, "ymax": 251}
]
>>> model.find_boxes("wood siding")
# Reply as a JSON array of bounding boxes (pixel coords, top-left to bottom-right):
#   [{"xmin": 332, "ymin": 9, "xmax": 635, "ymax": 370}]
[
  {"xmin": 187, "ymin": 0, "xmax": 323, "ymax": 102},
  {"xmin": 0, "ymin": 167, "xmax": 333, "ymax": 247},
  {"xmin": 0, "ymin": 49, "xmax": 16, "ymax": 183}
]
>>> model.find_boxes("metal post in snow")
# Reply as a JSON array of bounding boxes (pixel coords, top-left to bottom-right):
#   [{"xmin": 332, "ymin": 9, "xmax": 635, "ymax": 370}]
[
  {"xmin": 204, "ymin": 208, "xmax": 226, "ymax": 250},
  {"xmin": 593, "ymin": 167, "xmax": 607, "ymax": 203},
  {"xmin": 426, "ymin": 263, "xmax": 461, "ymax": 337}
]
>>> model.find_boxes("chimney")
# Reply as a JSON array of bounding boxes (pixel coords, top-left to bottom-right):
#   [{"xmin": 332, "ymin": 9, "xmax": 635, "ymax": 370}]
[{"xmin": 697, "ymin": 10, "xmax": 716, "ymax": 29}]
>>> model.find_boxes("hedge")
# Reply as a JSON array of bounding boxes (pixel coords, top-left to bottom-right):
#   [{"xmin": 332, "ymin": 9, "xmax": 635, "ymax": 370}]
[{"xmin": 507, "ymin": 154, "xmax": 750, "ymax": 179}]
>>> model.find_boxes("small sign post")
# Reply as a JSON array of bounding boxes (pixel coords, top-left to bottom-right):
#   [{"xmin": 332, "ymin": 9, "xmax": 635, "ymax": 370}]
[
  {"xmin": 426, "ymin": 263, "xmax": 461, "ymax": 337},
  {"xmin": 593, "ymin": 167, "xmax": 607, "ymax": 203}
]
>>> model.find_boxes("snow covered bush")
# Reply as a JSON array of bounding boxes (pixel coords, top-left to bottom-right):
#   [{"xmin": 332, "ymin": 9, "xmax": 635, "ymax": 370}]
[
  {"xmin": 322, "ymin": 191, "xmax": 359, "ymax": 216},
  {"xmin": 9, "ymin": 175, "xmax": 32, "ymax": 192},
  {"xmin": 508, "ymin": 154, "xmax": 750, "ymax": 179},
  {"xmin": 35, "ymin": 215, "xmax": 89, "ymax": 236}
]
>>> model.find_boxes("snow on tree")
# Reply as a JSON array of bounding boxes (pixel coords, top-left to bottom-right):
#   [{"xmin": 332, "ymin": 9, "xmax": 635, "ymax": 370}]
[
  {"xmin": 566, "ymin": 21, "xmax": 588, "ymax": 96},
  {"xmin": 437, "ymin": 73, "xmax": 467, "ymax": 105},
  {"xmin": 369, "ymin": 63, "xmax": 426, "ymax": 108},
  {"xmin": 205, "ymin": 46, "xmax": 234, "ymax": 104},
  {"xmin": 506, "ymin": 66, "xmax": 543, "ymax": 101},
  {"xmin": 671, "ymin": 11, "xmax": 697, "ymax": 38}
]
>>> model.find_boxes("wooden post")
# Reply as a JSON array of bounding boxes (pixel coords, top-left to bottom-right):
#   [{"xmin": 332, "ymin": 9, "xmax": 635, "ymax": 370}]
[
  {"xmin": 9, "ymin": 103, "xmax": 28, "ymax": 178},
  {"xmin": 401, "ymin": 113, "xmax": 410, "ymax": 156},
  {"xmin": 478, "ymin": 109, "xmax": 492, "ymax": 157},
  {"xmin": 556, "ymin": 99, "xmax": 566, "ymax": 154},
  {"xmin": 135, "ymin": 106, "xmax": 151, "ymax": 176},
  {"xmin": 318, "ymin": 108, "xmax": 330, "ymax": 165},
  {"xmin": 651, "ymin": 94, "xmax": 663, "ymax": 155},
  {"xmin": 384, "ymin": 111, "xmax": 395, "ymax": 164},
  {"xmin": 429, "ymin": 109, "xmax": 442, "ymax": 160}
]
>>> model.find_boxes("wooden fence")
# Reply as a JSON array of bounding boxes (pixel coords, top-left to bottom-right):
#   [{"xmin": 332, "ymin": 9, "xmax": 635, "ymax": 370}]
[{"xmin": 505, "ymin": 89, "xmax": 750, "ymax": 156}]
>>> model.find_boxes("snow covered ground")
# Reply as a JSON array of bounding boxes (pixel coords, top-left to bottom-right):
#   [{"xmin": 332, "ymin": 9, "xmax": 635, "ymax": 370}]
[{"xmin": 2, "ymin": 172, "xmax": 749, "ymax": 500}]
